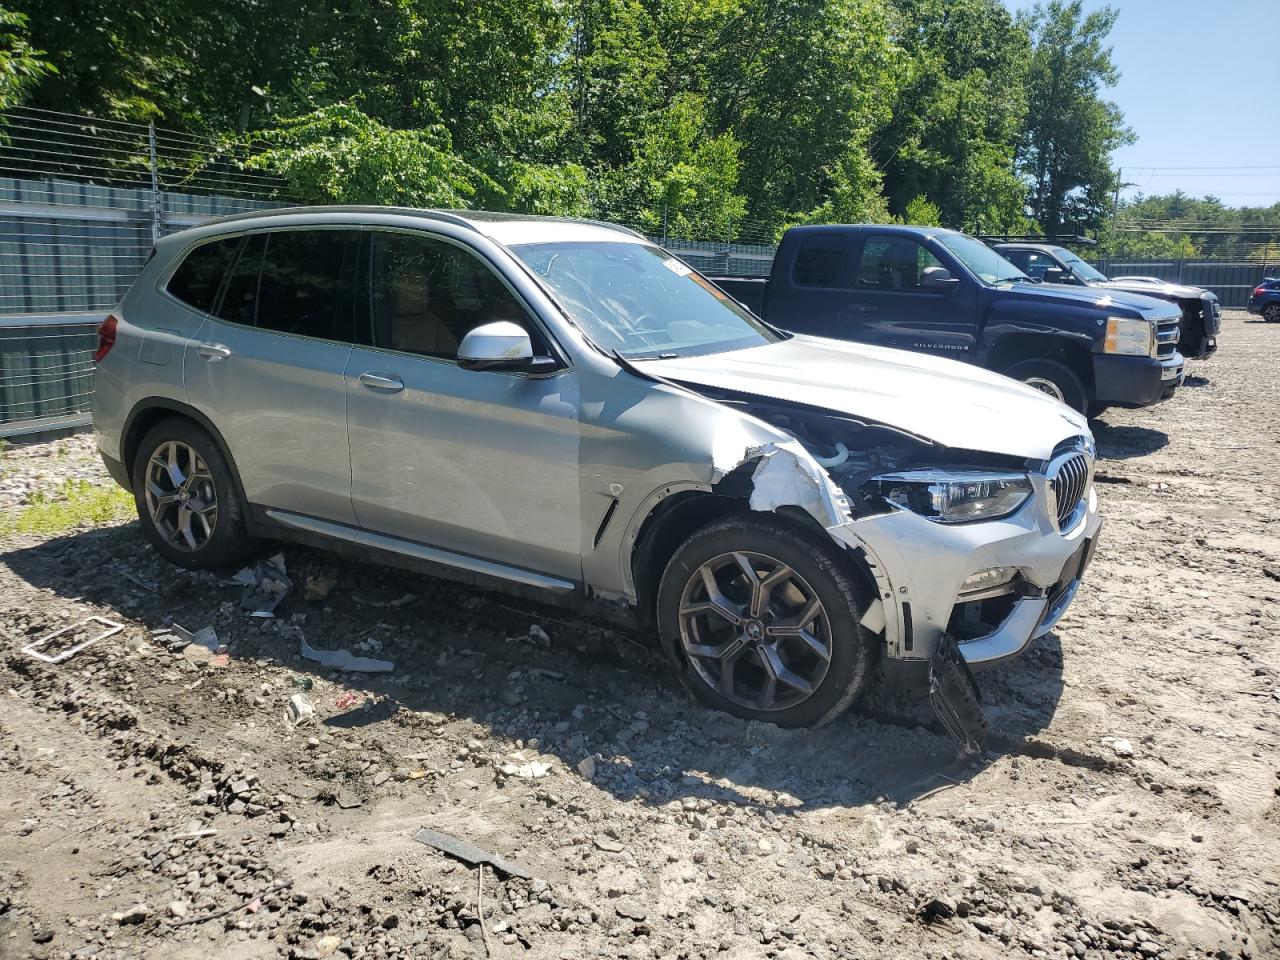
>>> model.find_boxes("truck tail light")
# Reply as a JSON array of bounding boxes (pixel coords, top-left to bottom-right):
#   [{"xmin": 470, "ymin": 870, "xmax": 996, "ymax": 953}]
[{"xmin": 93, "ymin": 313, "xmax": 118, "ymax": 363}]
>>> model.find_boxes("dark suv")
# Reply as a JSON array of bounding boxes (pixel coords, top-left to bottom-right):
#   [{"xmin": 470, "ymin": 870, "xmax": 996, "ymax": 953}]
[{"xmin": 994, "ymin": 242, "xmax": 1221, "ymax": 359}]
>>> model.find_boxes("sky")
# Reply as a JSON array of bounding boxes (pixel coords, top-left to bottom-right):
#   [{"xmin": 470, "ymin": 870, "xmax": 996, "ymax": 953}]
[{"xmin": 1001, "ymin": 0, "xmax": 1280, "ymax": 209}]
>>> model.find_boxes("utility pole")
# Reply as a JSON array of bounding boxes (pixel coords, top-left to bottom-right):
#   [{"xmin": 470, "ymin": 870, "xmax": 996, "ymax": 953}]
[
  {"xmin": 1112, "ymin": 167, "xmax": 1122, "ymax": 224},
  {"xmin": 148, "ymin": 123, "xmax": 161, "ymax": 245}
]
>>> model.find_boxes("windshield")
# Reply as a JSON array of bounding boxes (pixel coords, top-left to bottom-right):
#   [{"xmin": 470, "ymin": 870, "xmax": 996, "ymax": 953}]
[
  {"xmin": 509, "ymin": 241, "xmax": 780, "ymax": 359},
  {"xmin": 1055, "ymin": 248, "xmax": 1108, "ymax": 282},
  {"xmin": 936, "ymin": 233, "xmax": 1028, "ymax": 285}
]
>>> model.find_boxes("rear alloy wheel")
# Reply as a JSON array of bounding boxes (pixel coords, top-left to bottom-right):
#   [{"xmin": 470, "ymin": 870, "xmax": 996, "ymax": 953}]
[
  {"xmin": 144, "ymin": 440, "xmax": 218, "ymax": 552},
  {"xmin": 132, "ymin": 418, "xmax": 254, "ymax": 569},
  {"xmin": 1265, "ymin": 303, "xmax": 1280, "ymax": 323},
  {"xmin": 1002, "ymin": 358, "xmax": 1088, "ymax": 414},
  {"xmin": 657, "ymin": 515, "xmax": 877, "ymax": 728}
]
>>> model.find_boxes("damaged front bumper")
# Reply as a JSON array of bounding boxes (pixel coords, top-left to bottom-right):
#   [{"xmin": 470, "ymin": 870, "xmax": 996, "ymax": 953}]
[{"xmin": 824, "ymin": 484, "xmax": 1102, "ymax": 668}]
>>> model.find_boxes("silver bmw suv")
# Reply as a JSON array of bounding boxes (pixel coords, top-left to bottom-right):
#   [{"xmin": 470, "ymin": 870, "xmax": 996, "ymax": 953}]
[{"xmin": 93, "ymin": 207, "xmax": 1101, "ymax": 730}]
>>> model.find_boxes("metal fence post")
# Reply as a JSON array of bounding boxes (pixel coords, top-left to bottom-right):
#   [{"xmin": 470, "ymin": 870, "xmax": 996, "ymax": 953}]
[{"xmin": 148, "ymin": 122, "xmax": 161, "ymax": 244}]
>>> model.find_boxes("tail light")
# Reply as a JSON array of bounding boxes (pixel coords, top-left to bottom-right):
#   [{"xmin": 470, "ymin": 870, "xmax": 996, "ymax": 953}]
[
  {"xmin": 1253, "ymin": 286, "xmax": 1266, "ymax": 298},
  {"xmin": 93, "ymin": 313, "xmax": 118, "ymax": 363}
]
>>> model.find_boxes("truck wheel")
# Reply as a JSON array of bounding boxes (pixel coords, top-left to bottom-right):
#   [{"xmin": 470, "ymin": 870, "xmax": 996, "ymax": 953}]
[
  {"xmin": 1265, "ymin": 303, "xmax": 1280, "ymax": 323},
  {"xmin": 131, "ymin": 418, "xmax": 254, "ymax": 570},
  {"xmin": 656, "ymin": 514, "xmax": 878, "ymax": 728},
  {"xmin": 1003, "ymin": 358, "xmax": 1087, "ymax": 414}
]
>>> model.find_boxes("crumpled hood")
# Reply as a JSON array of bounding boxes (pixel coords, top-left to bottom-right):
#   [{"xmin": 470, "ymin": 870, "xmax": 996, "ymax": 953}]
[
  {"xmin": 636, "ymin": 334, "xmax": 1090, "ymax": 461},
  {"xmin": 1096, "ymin": 278, "xmax": 1212, "ymax": 301}
]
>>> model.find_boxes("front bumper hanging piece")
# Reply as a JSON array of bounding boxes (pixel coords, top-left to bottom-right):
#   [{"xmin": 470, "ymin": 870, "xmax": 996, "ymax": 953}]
[{"xmin": 929, "ymin": 633, "xmax": 988, "ymax": 755}]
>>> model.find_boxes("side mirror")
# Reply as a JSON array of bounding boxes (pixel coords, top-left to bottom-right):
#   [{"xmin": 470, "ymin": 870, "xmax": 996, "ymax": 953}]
[
  {"xmin": 1043, "ymin": 266, "xmax": 1068, "ymax": 284},
  {"xmin": 457, "ymin": 321, "xmax": 555, "ymax": 373},
  {"xmin": 921, "ymin": 266, "xmax": 960, "ymax": 292}
]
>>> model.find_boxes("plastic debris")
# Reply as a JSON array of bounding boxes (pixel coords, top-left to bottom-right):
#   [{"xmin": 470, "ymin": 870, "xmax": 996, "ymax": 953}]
[
  {"xmin": 500, "ymin": 749, "xmax": 552, "ymax": 780},
  {"xmin": 233, "ymin": 553, "xmax": 292, "ymax": 618},
  {"xmin": 1103, "ymin": 736, "xmax": 1135, "ymax": 757},
  {"xmin": 412, "ymin": 828, "xmax": 534, "ymax": 880},
  {"xmin": 333, "ymin": 690, "xmax": 363, "ymax": 711},
  {"xmin": 285, "ymin": 693, "xmax": 316, "ymax": 728},
  {"xmin": 172, "ymin": 622, "xmax": 222, "ymax": 653},
  {"xmin": 22, "ymin": 616, "xmax": 124, "ymax": 664},
  {"xmin": 301, "ymin": 636, "xmax": 394, "ymax": 673},
  {"xmin": 304, "ymin": 570, "xmax": 338, "ymax": 602}
]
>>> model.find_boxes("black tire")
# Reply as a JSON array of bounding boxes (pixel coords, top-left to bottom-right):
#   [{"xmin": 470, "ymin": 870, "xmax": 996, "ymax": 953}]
[
  {"xmin": 1264, "ymin": 303, "xmax": 1280, "ymax": 323},
  {"xmin": 656, "ymin": 513, "xmax": 878, "ymax": 728},
  {"xmin": 1002, "ymin": 358, "xmax": 1088, "ymax": 414},
  {"xmin": 131, "ymin": 418, "xmax": 254, "ymax": 570}
]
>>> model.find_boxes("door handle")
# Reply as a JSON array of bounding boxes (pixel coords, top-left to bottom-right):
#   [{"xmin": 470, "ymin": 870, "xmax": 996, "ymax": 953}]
[
  {"xmin": 197, "ymin": 342, "xmax": 231, "ymax": 361},
  {"xmin": 358, "ymin": 371, "xmax": 404, "ymax": 392}
]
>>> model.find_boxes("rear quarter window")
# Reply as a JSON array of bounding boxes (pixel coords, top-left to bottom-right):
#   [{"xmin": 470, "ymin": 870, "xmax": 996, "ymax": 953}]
[
  {"xmin": 792, "ymin": 234, "xmax": 851, "ymax": 288},
  {"xmin": 165, "ymin": 236, "xmax": 243, "ymax": 313}
]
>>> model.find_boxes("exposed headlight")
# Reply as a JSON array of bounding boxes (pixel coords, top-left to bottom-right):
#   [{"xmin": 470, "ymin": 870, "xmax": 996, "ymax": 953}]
[
  {"xmin": 866, "ymin": 470, "xmax": 1032, "ymax": 524},
  {"xmin": 1104, "ymin": 316, "xmax": 1155, "ymax": 357}
]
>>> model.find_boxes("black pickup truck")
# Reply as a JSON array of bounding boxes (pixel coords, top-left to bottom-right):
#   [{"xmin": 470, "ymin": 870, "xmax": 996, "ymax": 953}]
[
  {"xmin": 711, "ymin": 225, "xmax": 1186, "ymax": 416},
  {"xmin": 992, "ymin": 241, "xmax": 1220, "ymax": 359}
]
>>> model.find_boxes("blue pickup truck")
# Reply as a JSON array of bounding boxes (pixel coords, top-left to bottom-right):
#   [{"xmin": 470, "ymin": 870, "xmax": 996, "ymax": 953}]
[{"xmin": 711, "ymin": 225, "xmax": 1185, "ymax": 416}]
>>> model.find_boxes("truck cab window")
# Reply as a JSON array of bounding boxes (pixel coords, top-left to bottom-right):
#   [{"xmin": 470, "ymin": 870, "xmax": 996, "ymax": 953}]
[{"xmin": 856, "ymin": 237, "xmax": 944, "ymax": 291}]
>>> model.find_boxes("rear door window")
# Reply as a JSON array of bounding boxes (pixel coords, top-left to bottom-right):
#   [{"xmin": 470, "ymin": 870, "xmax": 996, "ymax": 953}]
[
  {"xmin": 792, "ymin": 233, "xmax": 851, "ymax": 288},
  {"xmin": 215, "ymin": 233, "xmax": 266, "ymax": 327},
  {"xmin": 166, "ymin": 236, "xmax": 242, "ymax": 313},
  {"xmin": 855, "ymin": 237, "xmax": 944, "ymax": 291}
]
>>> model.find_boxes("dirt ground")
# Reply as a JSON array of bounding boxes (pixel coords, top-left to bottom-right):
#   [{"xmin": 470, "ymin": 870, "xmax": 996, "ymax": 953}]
[{"xmin": 1, "ymin": 310, "xmax": 1277, "ymax": 960}]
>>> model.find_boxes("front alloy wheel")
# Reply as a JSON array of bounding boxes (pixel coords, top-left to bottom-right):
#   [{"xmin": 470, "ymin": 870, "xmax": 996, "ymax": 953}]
[
  {"xmin": 678, "ymin": 551, "xmax": 833, "ymax": 713},
  {"xmin": 657, "ymin": 514, "xmax": 877, "ymax": 728},
  {"xmin": 144, "ymin": 440, "xmax": 218, "ymax": 551},
  {"xmin": 1021, "ymin": 376, "xmax": 1066, "ymax": 403}
]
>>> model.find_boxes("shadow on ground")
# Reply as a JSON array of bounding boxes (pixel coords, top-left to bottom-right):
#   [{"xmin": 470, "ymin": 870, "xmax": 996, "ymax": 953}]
[
  {"xmin": 3, "ymin": 523, "xmax": 1066, "ymax": 813},
  {"xmin": 1091, "ymin": 420, "xmax": 1169, "ymax": 460}
]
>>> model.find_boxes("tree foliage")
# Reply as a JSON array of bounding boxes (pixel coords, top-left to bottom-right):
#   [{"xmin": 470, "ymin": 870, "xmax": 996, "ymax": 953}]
[
  {"xmin": 0, "ymin": 6, "xmax": 52, "ymax": 111},
  {"xmin": 11, "ymin": 0, "xmax": 1151, "ymax": 241},
  {"xmin": 1017, "ymin": 0, "xmax": 1133, "ymax": 234}
]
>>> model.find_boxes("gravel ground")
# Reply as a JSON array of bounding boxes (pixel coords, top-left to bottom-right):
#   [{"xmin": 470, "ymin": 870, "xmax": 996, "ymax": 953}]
[{"xmin": 0, "ymin": 310, "xmax": 1276, "ymax": 960}]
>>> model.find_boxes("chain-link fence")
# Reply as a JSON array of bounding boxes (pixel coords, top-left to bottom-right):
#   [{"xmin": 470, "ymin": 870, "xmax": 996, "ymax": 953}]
[
  {"xmin": 2, "ymin": 106, "xmax": 1277, "ymax": 436},
  {"xmin": 0, "ymin": 108, "xmax": 289, "ymax": 436}
]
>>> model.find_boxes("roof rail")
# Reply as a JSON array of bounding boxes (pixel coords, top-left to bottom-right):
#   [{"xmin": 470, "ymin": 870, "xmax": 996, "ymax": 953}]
[
  {"xmin": 194, "ymin": 204, "xmax": 480, "ymax": 232},
  {"xmin": 981, "ymin": 234, "xmax": 1098, "ymax": 246}
]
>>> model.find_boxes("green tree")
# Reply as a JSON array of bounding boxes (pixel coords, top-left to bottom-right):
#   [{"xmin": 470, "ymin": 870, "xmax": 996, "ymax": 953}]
[
  {"xmin": 1017, "ymin": 0, "xmax": 1134, "ymax": 234},
  {"xmin": 696, "ymin": 0, "xmax": 899, "ymax": 231},
  {"xmin": 877, "ymin": 0, "xmax": 1029, "ymax": 232},
  {"xmin": 244, "ymin": 104, "xmax": 491, "ymax": 208},
  {"xmin": 0, "ymin": 6, "xmax": 51, "ymax": 110},
  {"xmin": 598, "ymin": 93, "xmax": 746, "ymax": 240}
]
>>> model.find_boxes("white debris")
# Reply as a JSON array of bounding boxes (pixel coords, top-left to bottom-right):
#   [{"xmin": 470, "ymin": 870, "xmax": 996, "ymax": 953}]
[
  {"xmin": 1103, "ymin": 737, "xmax": 1135, "ymax": 757},
  {"xmin": 285, "ymin": 693, "xmax": 316, "ymax": 728},
  {"xmin": 300, "ymin": 637, "xmax": 394, "ymax": 673}
]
